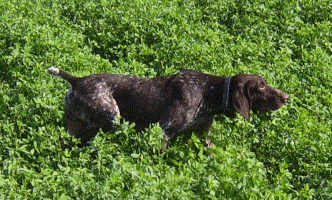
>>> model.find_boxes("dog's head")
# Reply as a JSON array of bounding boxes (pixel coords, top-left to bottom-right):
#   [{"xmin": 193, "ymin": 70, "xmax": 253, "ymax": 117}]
[{"xmin": 231, "ymin": 74, "xmax": 289, "ymax": 120}]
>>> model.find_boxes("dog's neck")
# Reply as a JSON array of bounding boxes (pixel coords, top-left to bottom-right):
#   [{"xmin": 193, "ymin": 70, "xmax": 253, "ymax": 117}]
[{"xmin": 222, "ymin": 77, "xmax": 232, "ymax": 112}]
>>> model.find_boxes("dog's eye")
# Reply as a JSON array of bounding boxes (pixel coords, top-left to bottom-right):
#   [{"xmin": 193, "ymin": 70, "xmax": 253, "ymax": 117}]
[{"xmin": 259, "ymin": 85, "xmax": 266, "ymax": 91}]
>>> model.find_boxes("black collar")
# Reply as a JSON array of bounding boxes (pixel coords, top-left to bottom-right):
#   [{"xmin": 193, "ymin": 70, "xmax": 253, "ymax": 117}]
[{"xmin": 222, "ymin": 77, "xmax": 232, "ymax": 112}]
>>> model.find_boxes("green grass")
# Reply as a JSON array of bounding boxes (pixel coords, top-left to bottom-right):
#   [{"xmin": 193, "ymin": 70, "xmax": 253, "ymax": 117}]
[{"xmin": 1, "ymin": 0, "xmax": 332, "ymax": 199}]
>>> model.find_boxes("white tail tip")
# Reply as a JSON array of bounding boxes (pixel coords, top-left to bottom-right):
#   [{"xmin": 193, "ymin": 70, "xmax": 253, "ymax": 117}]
[{"xmin": 47, "ymin": 66, "xmax": 60, "ymax": 75}]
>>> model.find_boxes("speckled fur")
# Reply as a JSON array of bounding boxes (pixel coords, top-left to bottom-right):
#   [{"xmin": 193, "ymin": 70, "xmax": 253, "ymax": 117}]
[{"xmin": 48, "ymin": 67, "xmax": 289, "ymax": 149}]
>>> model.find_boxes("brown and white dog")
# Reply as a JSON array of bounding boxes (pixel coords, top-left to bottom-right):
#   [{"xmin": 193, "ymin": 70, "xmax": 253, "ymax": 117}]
[{"xmin": 48, "ymin": 67, "xmax": 289, "ymax": 150}]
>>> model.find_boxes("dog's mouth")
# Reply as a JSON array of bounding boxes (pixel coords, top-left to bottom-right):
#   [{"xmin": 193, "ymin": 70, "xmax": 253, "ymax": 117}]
[
  {"xmin": 264, "ymin": 92, "xmax": 289, "ymax": 112},
  {"xmin": 256, "ymin": 101, "xmax": 287, "ymax": 113},
  {"xmin": 257, "ymin": 107, "xmax": 274, "ymax": 113},
  {"xmin": 270, "ymin": 105, "xmax": 284, "ymax": 111}
]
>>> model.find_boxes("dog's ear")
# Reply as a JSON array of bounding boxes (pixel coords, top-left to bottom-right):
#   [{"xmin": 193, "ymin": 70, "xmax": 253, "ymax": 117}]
[{"xmin": 232, "ymin": 82, "xmax": 251, "ymax": 121}]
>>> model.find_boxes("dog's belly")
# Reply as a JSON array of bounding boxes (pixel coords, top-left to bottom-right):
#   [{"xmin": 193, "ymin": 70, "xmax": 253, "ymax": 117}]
[
  {"xmin": 114, "ymin": 94, "xmax": 168, "ymax": 129},
  {"xmin": 120, "ymin": 105, "xmax": 156, "ymax": 120},
  {"xmin": 111, "ymin": 80, "xmax": 171, "ymax": 128}
]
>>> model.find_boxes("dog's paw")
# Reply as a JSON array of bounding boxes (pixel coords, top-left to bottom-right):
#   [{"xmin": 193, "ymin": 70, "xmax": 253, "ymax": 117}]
[{"xmin": 47, "ymin": 66, "xmax": 60, "ymax": 75}]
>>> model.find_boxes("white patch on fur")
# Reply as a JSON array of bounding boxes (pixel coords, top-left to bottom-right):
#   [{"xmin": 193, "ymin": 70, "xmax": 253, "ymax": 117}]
[{"xmin": 48, "ymin": 66, "xmax": 60, "ymax": 75}]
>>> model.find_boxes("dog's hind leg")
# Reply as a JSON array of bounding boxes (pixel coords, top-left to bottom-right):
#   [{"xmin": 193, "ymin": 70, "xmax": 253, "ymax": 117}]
[
  {"xmin": 64, "ymin": 113, "xmax": 99, "ymax": 148},
  {"xmin": 64, "ymin": 82, "xmax": 120, "ymax": 148}
]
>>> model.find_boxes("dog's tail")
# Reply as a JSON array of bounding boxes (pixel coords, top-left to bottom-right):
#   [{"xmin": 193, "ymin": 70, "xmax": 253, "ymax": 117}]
[{"xmin": 47, "ymin": 67, "xmax": 78, "ymax": 85}]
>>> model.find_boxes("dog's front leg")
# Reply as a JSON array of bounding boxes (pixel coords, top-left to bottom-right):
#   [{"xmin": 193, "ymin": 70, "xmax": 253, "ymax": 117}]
[
  {"xmin": 161, "ymin": 130, "xmax": 176, "ymax": 152},
  {"xmin": 162, "ymin": 135, "xmax": 170, "ymax": 152},
  {"xmin": 205, "ymin": 131, "xmax": 212, "ymax": 148},
  {"xmin": 191, "ymin": 116, "xmax": 214, "ymax": 158},
  {"xmin": 160, "ymin": 101, "xmax": 204, "ymax": 152}
]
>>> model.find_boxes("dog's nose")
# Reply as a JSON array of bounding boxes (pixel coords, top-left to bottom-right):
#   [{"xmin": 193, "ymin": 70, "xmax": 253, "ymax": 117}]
[
  {"xmin": 283, "ymin": 94, "xmax": 289, "ymax": 103},
  {"xmin": 280, "ymin": 92, "xmax": 289, "ymax": 103}
]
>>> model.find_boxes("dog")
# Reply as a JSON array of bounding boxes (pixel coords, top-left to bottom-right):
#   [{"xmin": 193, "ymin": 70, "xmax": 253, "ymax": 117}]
[{"xmin": 48, "ymin": 67, "xmax": 289, "ymax": 150}]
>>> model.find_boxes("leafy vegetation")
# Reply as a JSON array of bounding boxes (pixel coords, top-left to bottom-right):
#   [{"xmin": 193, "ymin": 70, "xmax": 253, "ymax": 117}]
[{"xmin": 1, "ymin": 0, "xmax": 331, "ymax": 199}]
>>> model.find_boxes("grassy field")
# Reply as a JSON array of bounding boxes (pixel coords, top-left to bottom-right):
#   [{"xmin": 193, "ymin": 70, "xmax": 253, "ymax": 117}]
[{"xmin": 1, "ymin": 0, "xmax": 332, "ymax": 199}]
